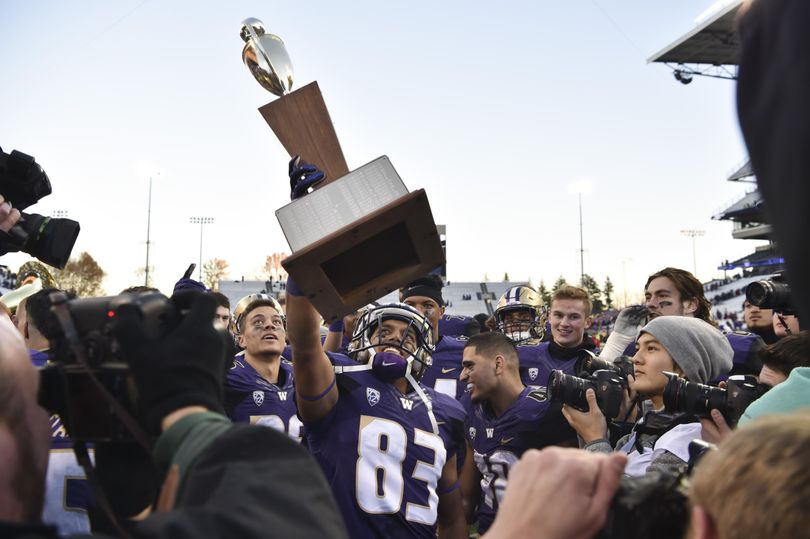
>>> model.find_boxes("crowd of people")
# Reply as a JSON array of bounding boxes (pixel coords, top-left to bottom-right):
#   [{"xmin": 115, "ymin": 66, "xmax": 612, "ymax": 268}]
[{"xmin": 2, "ymin": 1, "xmax": 810, "ymax": 538}]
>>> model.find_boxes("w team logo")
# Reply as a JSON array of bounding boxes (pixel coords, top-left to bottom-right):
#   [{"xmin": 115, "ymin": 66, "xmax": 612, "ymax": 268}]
[
  {"xmin": 366, "ymin": 387, "xmax": 381, "ymax": 407},
  {"xmin": 252, "ymin": 391, "xmax": 265, "ymax": 407},
  {"xmin": 528, "ymin": 368, "xmax": 539, "ymax": 381}
]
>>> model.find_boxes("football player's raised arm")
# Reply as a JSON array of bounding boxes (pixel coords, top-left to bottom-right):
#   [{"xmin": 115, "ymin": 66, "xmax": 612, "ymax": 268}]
[
  {"xmin": 437, "ymin": 454, "xmax": 468, "ymax": 539},
  {"xmin": 285, "ymin": 279, "xmax": 338, "ymax": 423},
  {"xmin": 460, "ymin": 442, "xmax": 481, "ymax": 524}
]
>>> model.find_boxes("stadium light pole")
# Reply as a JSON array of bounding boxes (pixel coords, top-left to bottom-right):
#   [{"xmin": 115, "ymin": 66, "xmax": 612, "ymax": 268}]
[
  {"xmin": 568, "ymin": 180, "xmax": 592, "ymax": 285},
  {"xmin": 681, "ymin": 229, "xmax": 705, "ymax": 277},
  {"xmin": 190, "ymin": 216, "xmax": 214, "ymax": 281},
  {"xmin": 144, "ymin": 175, "xmax": 156, "ymax": 287}
]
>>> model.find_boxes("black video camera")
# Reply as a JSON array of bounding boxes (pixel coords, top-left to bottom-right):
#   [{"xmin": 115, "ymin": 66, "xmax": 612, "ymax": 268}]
[
  {"xmin": 0, "ymin": 147, "xmax": 80, "ymax": 268},
  {"xmin": 745, "ymin": 274, "xmax": 793, "ymax": 314},
  {"xmin": 547, "ymin": 368, "xmax": 627, "ymax": 418},
  {"xmin": 38, "ymin": 291, "xmax": 180, "ymax": 442},
  {"xmin": 662, "ymin": 372, "xmax": 768, "ymax": 427}
]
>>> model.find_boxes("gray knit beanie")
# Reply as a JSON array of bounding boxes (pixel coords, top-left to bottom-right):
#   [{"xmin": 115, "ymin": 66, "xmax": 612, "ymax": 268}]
[{"xmin": 639, "ymin": 317, "xmax": 733, "ymax": 383}]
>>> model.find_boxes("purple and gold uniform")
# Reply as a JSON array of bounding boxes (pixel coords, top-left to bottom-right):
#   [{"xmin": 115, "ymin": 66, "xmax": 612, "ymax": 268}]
[
  {"xmin": 463, "ymin": 387, "xmax": 555, "ymax": 534},
  {"xmin": 420, "ymin": 335, "xmax": 466, "ymax": 399},
  {"xmin": 225, "ymin": 357, "xmax": 302, "ymax": 442},
  {"xmin": 306, "ymin": 353, "xmax": 466, "ymax": 538}
]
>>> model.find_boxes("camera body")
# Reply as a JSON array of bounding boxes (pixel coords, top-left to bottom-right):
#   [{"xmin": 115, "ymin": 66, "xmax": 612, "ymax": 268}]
[
  {"xmin": 745, "ymin": 274, "xmax": 793, "ymax": 314},
  {"xmin": 576, "ymin": 350, "xmax": 635, "ymax": 381},
  {"xmin": 39, "ymin": 291, "xmax": 180, "ymax": 442},
  {"xmin": 662, "ymin": 372, "xmax": 768, "ymax": 426},
  {"xmin": 547, "ymin": 368, "xmax": 627, "ymax": 418},
  {"xmin": 0, "ymin": 146, "xmax": 80, "ymax": 268}
]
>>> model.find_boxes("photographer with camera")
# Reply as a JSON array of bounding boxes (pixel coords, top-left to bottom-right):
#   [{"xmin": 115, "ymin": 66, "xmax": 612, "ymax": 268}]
[
  {"xmin": 562, "ymin": 316, "xmax": 732, "ymax": 476},
  {"xmin": 0, "ymin": 291, "xmax": 346, "ymax": 538}
]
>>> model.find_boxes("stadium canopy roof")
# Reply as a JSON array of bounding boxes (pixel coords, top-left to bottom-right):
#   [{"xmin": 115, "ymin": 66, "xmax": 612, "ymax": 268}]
[
  {"xmin": 727, "ymin": 159, "xmax": 754, "ymax": 182},
  {"xmin": 648, "ymin": 0, "xmax": 742, "ymax": 81}
]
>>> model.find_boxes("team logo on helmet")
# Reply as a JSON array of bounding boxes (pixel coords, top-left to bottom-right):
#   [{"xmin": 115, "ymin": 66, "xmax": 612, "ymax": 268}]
[
  {"xmin": 366, "ymin": 387, "xmax": 381, "ymax": 407},
  {"xmin": 528, "ymin": 368, "xmax": 539, "ymax": 381},
  {"xmin": 252, "ymin": 390, "xmax": 265, "ymax": 407},
  {"xmin": 495, "ymin": 285, "xmax": 547, "ymax": 343}
]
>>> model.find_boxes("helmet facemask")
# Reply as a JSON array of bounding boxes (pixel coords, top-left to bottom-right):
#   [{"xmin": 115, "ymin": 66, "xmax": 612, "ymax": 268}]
[
  {"xmin": 495, "ymin": 286, "xmax": 547, "ymax": 343},
  {"xmin": 348, "ymin": 303, "xmax": 434, "ymax": 382}
]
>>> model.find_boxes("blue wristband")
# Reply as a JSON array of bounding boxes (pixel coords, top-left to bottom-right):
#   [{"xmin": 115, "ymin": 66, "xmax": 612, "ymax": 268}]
[
  {"xmin": 329, "ymin": 319, "xmax": 344, "ymax": 332},
  {"xmin": 286, "ymin": 276, "xmax": 304, "ymax": 297},
  {"xmin": 297, "ymin": 376, "xmax": 337, "ymax": 402}
]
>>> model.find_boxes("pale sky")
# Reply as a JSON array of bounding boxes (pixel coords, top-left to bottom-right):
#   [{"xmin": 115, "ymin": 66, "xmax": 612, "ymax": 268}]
[{"xmin": 1, "ymin": 0, "xmax": 762, "ymax": 302}]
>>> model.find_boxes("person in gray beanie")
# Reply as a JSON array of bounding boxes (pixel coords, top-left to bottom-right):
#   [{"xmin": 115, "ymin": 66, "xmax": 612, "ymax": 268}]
[{"xmin": 562, "ymin": 316, "xmax": 733, "ymax": 476}]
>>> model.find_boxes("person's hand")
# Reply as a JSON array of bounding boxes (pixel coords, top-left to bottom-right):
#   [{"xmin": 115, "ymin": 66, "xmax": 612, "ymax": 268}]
[
  {"xmin": 615, "ymin": 375, "xmax": 638, "ymax": 422},
  {"xmin": 0, "ymin": 194, "xmax": 21, "ymax": 233},
  {"xmin": 484, "ymin": 447, "xmax": 626, "ymax": 539},
  {"xmin": 113, "ymin": 292, "xmax": 233, "ymax": 433},
  {"xmin": 613, "ymin": 305, "xmax": 649, "ymax": 336},
  {"xmin": 561, "ymin": 389, "xmax": 608, "ymax": 444},
  {"xmin": 289, "ymin": 155, "xmax": 325, "ymax": 200},
  {"xmin": 700, "ymin": 409, "xmax": 733, "ymax": 444}
]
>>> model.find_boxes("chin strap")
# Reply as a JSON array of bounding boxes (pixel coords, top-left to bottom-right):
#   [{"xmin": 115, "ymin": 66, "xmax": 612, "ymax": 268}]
[
  {"xmin": 406, "ymin": 367, "xmax": 439, "ymax": 435},
  {"xmin": 337, "ymin": 350, "xmax": 439, "ymax": 435}
]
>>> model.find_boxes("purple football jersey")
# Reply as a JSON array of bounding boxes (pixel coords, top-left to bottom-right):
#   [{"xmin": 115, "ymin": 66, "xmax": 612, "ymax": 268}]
[
  {"xmin": 463, "ymin": 387, "xmax": 554, "ymax": 533},
  {"xmin": 518, "ymin": 341, "xmax": 578, "ymax": 389},
  {"xmin": 305, "ymin": 353, "xmax": 466, "ymax": 538},
  {"xmin": 420, "ymin": 335, "xmax": 466, "ymax": 399},
  {"xmin": 226, "ymin": 358, "xmax": 302, "ymax": 442},
  {"xmin": 439, "ymin": 314, "xmax": 478, "ymax": 337}
]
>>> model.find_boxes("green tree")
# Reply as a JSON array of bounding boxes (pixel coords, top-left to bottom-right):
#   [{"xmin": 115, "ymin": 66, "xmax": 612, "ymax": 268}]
[
  {"xmin": 552, "ymin": 275, "xmax": 568, "ymax": 294},
  {"xmin": 503, "ymin": 272, "xmax": 510, "ymax": 281},
  {"xmin": 603, "ymin": 276, "xmax": 615, "ymax": 310},
  {"xmin": 579, "ymin": 273, "xmax": 604, "ymax": 313},
  {"xmin": 537, "ymin": 279, "xmax": 552, "ymax": 306},
  {"xmin": 53, "ymin": 252, "xmax": 106, "ymax": 297}
]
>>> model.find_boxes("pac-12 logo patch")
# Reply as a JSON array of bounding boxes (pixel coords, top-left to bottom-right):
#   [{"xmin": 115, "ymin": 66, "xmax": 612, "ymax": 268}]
[
  {"xmin": 366, "ymin": 387, "xmax": 381, "ymax": 407},
  {"xmin": 528, "ymin": 368, "xmax": 539, "ymax": 381},
  {"xmin": 469, "ymin": 427, "xmax": 476, "ymax": 440},
  {"xmin": 252, "ymin": 391, "xmax": 264, "ymax": 406}
]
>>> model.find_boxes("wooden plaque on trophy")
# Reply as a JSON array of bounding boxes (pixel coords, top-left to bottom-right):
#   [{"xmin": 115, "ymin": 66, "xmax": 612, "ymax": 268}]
[{"xmin": 276, "ymin": 157, "xmax": 445, "ymax": 322}]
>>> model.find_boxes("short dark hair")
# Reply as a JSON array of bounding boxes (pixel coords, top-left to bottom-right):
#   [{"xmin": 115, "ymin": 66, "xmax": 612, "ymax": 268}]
[
  {"xmin": 239, "ymin": 299, "xmax": 283, "ymax": 332},
  {"xmin": 464, "ymin": 332, "xmax": 518, "ymax": 365},
  {"xmin": 210, "ymin": 291, "xmax": 230, "ymax": 310},
  {"xmin": 758, "ymin": 332, "xmax": 810, "ymax": 376},
  {"xmin": 25, "ymin": 288, "xmax": 76, "ymax": 341},
  {"xmin": 646, "ymin": 267, "xmax": 716, "ymax": 326}
]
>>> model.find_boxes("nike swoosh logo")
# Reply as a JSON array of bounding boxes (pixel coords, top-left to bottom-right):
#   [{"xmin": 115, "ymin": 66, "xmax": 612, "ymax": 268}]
[
  {"xmin": 382, "ymin": 361, "xmax": 397, "ymax": 366},
  {"xmin": 441, "ymin": 367, "xmax": 458, "ymax": 374},
  {"xmin": 500, "ymin": 437, "xmax": 514, "ymax": 445}
]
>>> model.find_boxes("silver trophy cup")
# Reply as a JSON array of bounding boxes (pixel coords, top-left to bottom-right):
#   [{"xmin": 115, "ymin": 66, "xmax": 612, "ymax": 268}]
[{"xmin": 240, "ymin": 17, "xmax": 294, "ymax": 96}]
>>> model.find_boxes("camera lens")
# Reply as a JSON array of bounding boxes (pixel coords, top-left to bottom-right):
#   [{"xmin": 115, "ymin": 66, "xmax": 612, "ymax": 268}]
[
  {"xmin": 663, "ymin": 373, "xmax": 726, "ymax": 416},
  {"xmin": 547, "ymin": 370, "xmax": 592, "ymax": 412}
]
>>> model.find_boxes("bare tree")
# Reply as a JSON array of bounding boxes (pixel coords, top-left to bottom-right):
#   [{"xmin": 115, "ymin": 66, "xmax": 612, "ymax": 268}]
[
  {"xmin": 202, "ymin": 258, "xmax": 229, "ymax": 291},
  {"xmin": 53, "ymin": 252, "xmax": 106, "ymax": 297}
]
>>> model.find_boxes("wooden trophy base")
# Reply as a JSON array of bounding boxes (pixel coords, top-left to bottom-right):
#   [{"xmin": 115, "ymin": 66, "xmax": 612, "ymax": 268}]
[{"xmin": 281, "ymin": 189, "xmax": 445, "ymax": 323}]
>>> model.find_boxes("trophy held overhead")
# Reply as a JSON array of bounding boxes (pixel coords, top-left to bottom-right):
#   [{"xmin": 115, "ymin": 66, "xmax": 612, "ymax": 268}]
[{"xmin": 240, "ymin": 18, "xmax": 445, "ymax": 322}]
